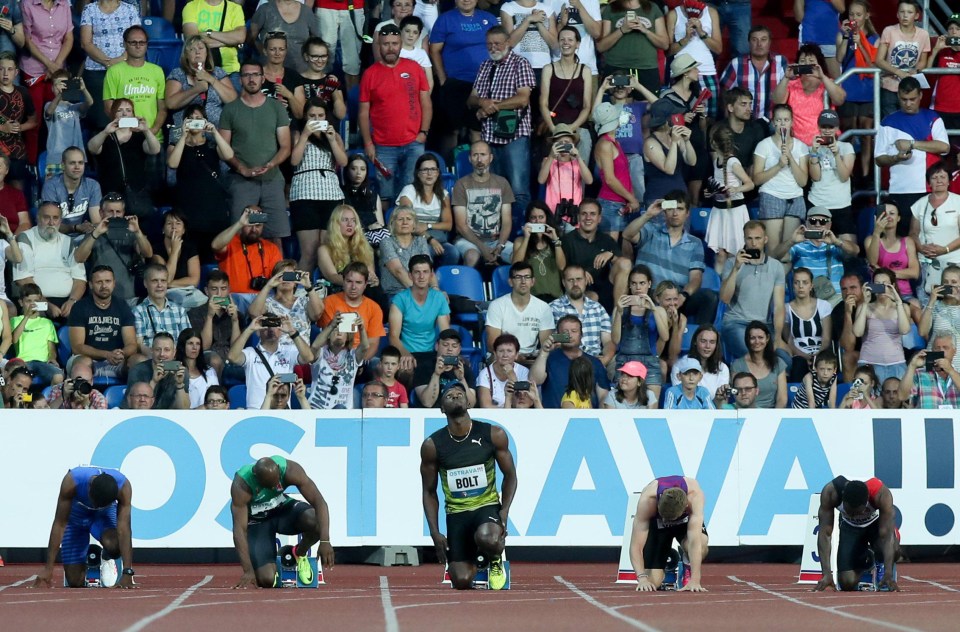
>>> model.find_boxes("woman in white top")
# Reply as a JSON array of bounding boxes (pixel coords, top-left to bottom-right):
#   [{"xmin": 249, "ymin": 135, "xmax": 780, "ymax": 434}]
[
  {"xmin": 176, "ymin": 328, "xmax": 219, "ymax": 408},
  {"xmin": 666, "ymin": 1, "xmax": 721, "ymax": 119},
  {"xmin": 912, "ymin": 161, "xmax": 960, "ymax": 294},
  {"xmin": 784, "ymin": 266, "xmax": 833, "ymax": 382},
  {"xmin": 920, "ymin": 263, "xmax": 960, "ymax": 371},
  {"xmin": 501, "ymin": 0, "xmax": 559, "ymax": 70},
  {"xmin": 752, "ymin": 103, "xmax": 809, "ymax": 258},
  {"xmin": 478, "ymin": 333, "xmax": 531, "ymax": 408},
  {"xmin": 669, "ymin": 324, "xmax": 729, "ymax": 398},
  {"xmin": 396, "ymin": 153, "xmax": 459, "ymax": 266}
]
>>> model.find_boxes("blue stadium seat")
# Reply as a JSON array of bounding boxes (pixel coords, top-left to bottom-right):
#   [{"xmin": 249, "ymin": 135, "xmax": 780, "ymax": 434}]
[
  {"xmin": 491, "ymin": 264, "xmax": 512, "ymax": 299},
  {"xmin": 103, "ymin": 385, "xmax": 127, "ymax": 409},
  {"xmin": 787, "ymin": 382, "xmax": 801, "ymax": 407},
  {"xmin": 436, "ymin": 266, "xmax": 485, "ymax": 325},
  {"xmin": 451, "ymin": 324, "xmax": 484, "ymax": 375},
  {"xmin": 199, "ymin": 263, "xmax": 218, "ymax": 289},
  {"xmin": 38, "ymin": 151, "xmax": 47, "ymax": 181},
  {"xmin": 690, "ymin": 207, "xmax": 710, "ymax": 238},
  {"xmin": 714, "ymin": 301, "xmax": 727, "ymax": 329},
  {"xmin": 57, "ymin": 325, "xmax": 72, "ymax": 365},
  {"xmin": 454, "ymin": 148, "xmax": 472, "ymax": 180},
  {"xmin": 141, "ymin": 16, "xmax": 177, "ymax": 40},
  {"xmin": 228, "ymin": 385, "xmax": 247, "ymax": 409},
  {"xmin": 835, "ymin": 382, "xmax": 852, "ymax": 405},
  {"xmin": 701, "ymin": 267, "xmax": 721, "ymax": 292},
  {"xmin": 42, "ymin": 385, "xmax": 54, "ymax": 400},
  {"xmin": 680, "ymin": 325, "xmax": 696, "ymax": 354},
  {"xmin": 424, "ymin": 151, "xmax": 447, "ymax": 174},
  {"xmin": 902, "ymin": 323, "xmax": 925, "ymax": 351},
  {"xmin": 142, "ymin": 17, "xmax": 182, "ymax": 75},
  {"xmin": 857, "ymin": 205, "xmax": 877, "ymax": 246}
]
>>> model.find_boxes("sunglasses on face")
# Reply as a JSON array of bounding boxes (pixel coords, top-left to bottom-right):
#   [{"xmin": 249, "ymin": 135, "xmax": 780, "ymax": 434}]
[{"xmin": 807, "ymin": 217, "xmax": 830, "ymax": 226}]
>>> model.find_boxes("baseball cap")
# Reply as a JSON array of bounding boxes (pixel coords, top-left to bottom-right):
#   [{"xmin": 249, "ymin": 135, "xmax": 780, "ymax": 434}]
[
  {"xmin": 947, "ymin": 13, "xmax": 960, "ymax": 29},
  {"xmin": 817, "ymin": 110, "xmax": 840, "ymax": 128},
  {"xmin": 807, "ymin": 206, "xmax": 832, "ymax": 219},
  {"xmin": 379, "ymin": 23, "xmax": 401, "ymax": 36},
  {"xmin": 675, "ymin": 357, "xmax": 703, "ymax": 374},
  {"xmin": 618, "ymin": 361, "xmax": 648, "ymax": 379},
  {"xmin": 440, "ymin": 381, "xmax": 466, "ymax": 397}
]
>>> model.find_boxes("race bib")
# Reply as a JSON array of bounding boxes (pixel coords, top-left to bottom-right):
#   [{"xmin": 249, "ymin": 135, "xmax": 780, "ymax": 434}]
[
  {"xmin": 250, "ymin": 495, "xmax": 285, "ymax": 516},
  {"xmin": 446, "ymin": 464, "xmax": 486, "ymax": 498}
]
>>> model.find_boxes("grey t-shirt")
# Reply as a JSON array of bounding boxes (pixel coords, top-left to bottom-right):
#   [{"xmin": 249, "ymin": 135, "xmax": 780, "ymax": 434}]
[
  {"xmin": 41, "ymin": 176, "xmax": 102, "ymax": 231},
  {"xmin": 721, "ymin": 256, "xmax": 785, "ymax": 323},
  {"xmin": 219, "ymin": 97, "xmax": 290, "ymax": 182},
  {"xmin": 731, "ymin": 356, "xmax": 787, "ymax": 409}
]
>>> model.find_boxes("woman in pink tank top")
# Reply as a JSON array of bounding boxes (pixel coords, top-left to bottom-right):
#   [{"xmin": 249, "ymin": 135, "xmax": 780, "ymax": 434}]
[
  {"xmin": 594, "ymin": 102, "xmax": 639, "ymax": 241},
  {"xmin": 864, "ymin": 203, "xmax": 921, "ymax": 322}
]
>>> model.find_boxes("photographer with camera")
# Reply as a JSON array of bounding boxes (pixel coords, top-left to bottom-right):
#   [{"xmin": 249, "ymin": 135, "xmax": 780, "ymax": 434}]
[
  {"xmin": 261, "ymin": 374, "xmax": 310, "ymax": 411},
  {"xmin": 73, "ymin": 193, "xmax": 153, "ymax": 302},
  {"xmin": 413, "ymin": 328, "xmax": 476, "ymax": 409},
  {"xmin": 898, "ymin": 334, "xmax": 960, "ymax": 409},
  {"xmin": 212, "ymin": 206, "xmax": 283, "ymax": 314},
  {"xmin": 306, "ymin": 311, "xmax": 369, "ymax": 409},
  {"xmin": 126, "ymin": 331, "xmax": 191, "ymax": 410},
  {"xmin": 227, "ymin": 312, "xmax": 315, "ymax": 409},
  {"xmin": 47, "ymin": 357, "xmax": 107, "ymax": 410},
  {"xmin": 919, "ymin": 264, "xmax": 960, "ymax": 371},
  {"xmin": 714, "ymin": 372, "xmax": 759, "ymax": 410}
]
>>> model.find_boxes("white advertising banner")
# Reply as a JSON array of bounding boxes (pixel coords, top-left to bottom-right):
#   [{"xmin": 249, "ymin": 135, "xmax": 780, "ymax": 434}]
[{"xmin": 2, "ymin": 408, "xmax": 956, "ymax": 548}]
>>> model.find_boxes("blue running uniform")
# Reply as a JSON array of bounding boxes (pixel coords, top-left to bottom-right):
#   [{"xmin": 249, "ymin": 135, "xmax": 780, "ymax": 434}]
[{"xmin": 61, "ymin": 467, "xmax": 127, "ymax": 565}]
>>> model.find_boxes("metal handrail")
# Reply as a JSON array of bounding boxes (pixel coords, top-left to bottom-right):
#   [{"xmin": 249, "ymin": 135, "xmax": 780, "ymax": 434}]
[{"xmin": 823, "ymin": 67, "xmax": 881, "ymax": 198}]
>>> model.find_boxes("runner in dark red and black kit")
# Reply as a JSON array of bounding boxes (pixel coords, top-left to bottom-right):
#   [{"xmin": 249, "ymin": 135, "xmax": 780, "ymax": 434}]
[
  {"xmin": 628, "ymin": 475, "xmax": 709, "ymax": 592},
  {"xmin": 814, "ymin": 476, "xmax": 901, "ymax": 592}
]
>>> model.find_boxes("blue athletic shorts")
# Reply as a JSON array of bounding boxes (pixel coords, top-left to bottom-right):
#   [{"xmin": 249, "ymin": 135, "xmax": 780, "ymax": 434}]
[{"xmin": 61, "ymin": 503, "xmax": 117, "ymax": 565}]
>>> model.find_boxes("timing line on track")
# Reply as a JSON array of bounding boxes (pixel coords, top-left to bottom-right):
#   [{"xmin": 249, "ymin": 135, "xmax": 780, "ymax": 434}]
[
  {"xmin": 728, "ymin": 576, "xmax": 924, "ymax": 632},
  {"xmin": 901, "ymin": 576, "xmax": 960, "ymax": 593},
  {"xmin": 121, "ymin": 575, "xmax": 213, "ymax": 632},
  {"xmin": 0, "ymin": 576, "xmax": 37, "ymax": 592},
  {"xmin": 380, "ymin": 576, "xmax": 400, "ymax": 632},
  {"xmin": 554, "ymin": 576, "xmax": 663, "ymax": 632}
]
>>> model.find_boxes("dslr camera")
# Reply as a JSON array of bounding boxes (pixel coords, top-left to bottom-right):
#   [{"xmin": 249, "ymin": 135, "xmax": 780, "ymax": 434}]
[
  {"xmin": 71, "ymin": 377, "xmax": 93, "ymax": 397},
  {"xmin": 250, "ymin": 276, "xmax": 268, "ymax": 291}
]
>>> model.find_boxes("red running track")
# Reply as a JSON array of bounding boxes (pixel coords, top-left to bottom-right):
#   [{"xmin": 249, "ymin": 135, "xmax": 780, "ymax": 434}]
[{"xmin": 2, "ymin": 563, "xmax": 958, "ymax": 631}]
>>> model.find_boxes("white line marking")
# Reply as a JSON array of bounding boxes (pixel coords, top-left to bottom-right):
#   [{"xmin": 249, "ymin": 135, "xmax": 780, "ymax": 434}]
[
  {"xmin": 380, "ymin": 576, "xmax": 399, "ymax": 632},
  {"xmin": 0, "ymin": 576, "xmax": 37, "ymax": 592},
  {"xmin": 554, "ymin": 576, "xmax": 662, "ymax": 632},
  {"xmin": 901, "ymin": 576, "xmax": 960, "ymax": 593},
  {"xmin": 728, "ymin": 576, "xmax": 924, "ymax": 632},
  {"xmin": 121, "ymin": 575, "xmax": 212, "ymax": 632}
]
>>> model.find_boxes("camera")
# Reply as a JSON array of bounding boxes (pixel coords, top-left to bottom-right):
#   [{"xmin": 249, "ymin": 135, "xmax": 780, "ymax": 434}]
[
  {"xmin": 442, "ymin": 355, "xmax": 459, "ymax": 366},
  {"xmin": 745, "ymin": 248, "xmax": 762, "ymax": 260},
  {"xmin": 557, "ymin": 142, "xmax": 574, "ymax": 153},
  {"xmin": 926, "ymin": 351, "xmax": 945, "ymax": 371},
  {"xmin": 281, "ymin": 271, "xmax": 301, "ymax": 282},
  {"xmin": 851, "ymin": 378, "xmax": 864, "ymax": 390},
  {"xmin": 72, "ymin": 377, "xmax": 93, "ymax": 396},
  {"xmin": 514, "ymin": 381, "xmax": 531, "ymax": 392},
  {"xmin": 250, "ymin": 276, "xmax": 268, "ymax": 291},
  {"xmin": 947, "ymin": 36, "xmax": 960, "ymax": 47},
  {"xmin": 261, "ymin": 316, "xmax": 282, "ymax": 328},
  {"xmin": 729, "ymin": 387, "xmax": 738, "ymax": 396},
  {"xmin": 556, "ymin": 198, "xmax": 579, "ymax": 225}
]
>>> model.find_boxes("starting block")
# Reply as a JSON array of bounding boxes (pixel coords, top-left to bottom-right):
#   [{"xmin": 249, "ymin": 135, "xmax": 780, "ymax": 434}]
[
  {"xmin": 441, "ymin": 550, "xmax": 510, "ymax": 589},
  {"xmin": 64, "ymin": 544, "xmax": 121, "ymax": 588},
  {"xmin": 659, "ymin": 549, "xmax": 684, "ymax": 591},
  {"xmin": 858, "ymin": 559, "xmax": 897, "ymax": 592},
  {"xmin": 275, "ymin": 536, "xmax": 324, "ymax": 588}
]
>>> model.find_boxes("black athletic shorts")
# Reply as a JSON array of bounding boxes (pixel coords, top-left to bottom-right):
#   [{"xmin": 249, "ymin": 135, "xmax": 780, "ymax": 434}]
[
  {"xmin": 837, "ymin": 518, "xmax": 880, "ymax": 573},
  {"xmin": 247, "ymin": 500, "xmax": 312, "ymax": 570},
  {"xmin": 642, "ymin": 518, "xmax": 708, "ymax": 569},
  {"xmin": 445, "ymin": 504, "xmax": 502, "ymax": 563}
]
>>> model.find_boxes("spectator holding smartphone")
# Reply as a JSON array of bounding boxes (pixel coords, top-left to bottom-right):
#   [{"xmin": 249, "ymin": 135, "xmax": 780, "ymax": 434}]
[
  {"xmin": 176, "ymin": 328, "xmax": 218, "ymax": 409},
  {"xmin": 642, "ymin": 100, "xmax": 696, "ymax": 209},
  {"xmin": 187, "ymin": 270, "xmax": 243, "ymax": 378},
  {"xmin": 597, "ymin": 0, "xmax": 669, "ymax": 96},
  {"xmin": 11, "ymin": 283, "xmax": 63, "ymax": 386},
  {"xmin": 919, "ymin": 264, "xmax": 960, "ymax": 371},
  {"xmin": 262, "ymin": 374, "xmax": 310, "ymax": 411},
  {"xmin": 865, "ymin": 203, "xmax": 921, "ymax": 321},
  {"xmin": 477, "ymin": 333, "xmax": 530, "ymax": 408},
  {"xmin": 808, "ymin": 110, "xmax": 855, "ymax": 244},
  {"xmin": 306, "ymin": 311, "xmax": 369, "ymax": 409},
  {"xmin": 126, "ymin": 331, "xmax": 191, "ymax": 410},
  {"xmin": 775, "ymin": 207, "xmax": 858, "ymax": 299},
  {"xmin": 852, "ymin": 268, "xmax": 912, "ymax": 382},
  {"xmin": 898, "ymin": 335, "xmax": 960, "ymax": 408},
  {"xmin": 539, "ymin": 124, "xmax": 592, "ymax": 218},
  {"xmin": 227, "ymin": 313, "xmax": 315, "ymax": 409},
  {"xmin": 412, "ymin": 328, "xmax": 476, "ymax": 408},
  {"xmin": 248, "ymin": 259, "xmax": 323, "ymax": 343},
  {"xmin": 502, "ymin": 378, "xmax": 543, "ymax": 409},
  {"xmin": 772, "ymin": 46, "xmax": 846, "ymax": 147},
  {"xmin": 612, "ymin": 264, "xmax": 667, "ymax": 400},
  {"xmin": 839, "ymin": 365, "xmax": 881, "ymax": 409}
]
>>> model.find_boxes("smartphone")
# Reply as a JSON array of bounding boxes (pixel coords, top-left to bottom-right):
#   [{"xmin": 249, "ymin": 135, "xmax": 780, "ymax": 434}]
[
  {"xmin": 318, "ymin": 120, "xmax": 329, "ymax": 131},
  {"xmin": 804, "ymin": 230, "xmax": 824, "ymax": 240},
  {"xmin": 795, "ymin": 64, "xmax": 815, "ymax": 75},
  {"xmin": 661, "ymin": 199, "xmax": 678, "ymax": 210},
  {"xmin": 745, "ymin": 248, "xmax": 762, "ymax": 260},
  {"xmin": 816, "ymin": 135, "xmax": 834, "ymax": 145},
  {"xmin": 937, "ymin": 285, "xmax": 956, "ymax": 296},
  {"xmin": 514, "ymin": 380, "xmax": 531, "ymax": 392},
  {"xmin": 338, "ymin": 312, "xmax": 359, "ymax": 333},
  {"xmin": 278, "ymin": 373, "xmax": 298, "ymax": 384},
  {"xmin": 947, "ymin": 36, "xmax": 960, "ymax": 47},
  {"xmin": 553, "ymin": 333, "xmax": 571, "ymax": 343},
  {"xmin": 691, "ymin": 87, "xmax": 712, "ymax": 112},
  {"xmin": 281, "ymin": 271, "xmax": 300, "ymax": 282},
  {"xmin": 442, "ymin": 355, "xmax": 459, "ymax": 366},
  {"xmin": 669, "ymin": 113, "xmax": 686, "ymax": 127},
  {"xmin": 34, "ymin": 301, "xmax": 48, "ymax": 312},
  {"xmin": 247, "ymin": 212, "xmax": 269, "ymax": 224},
  {"xmin": 261, "ymin": 317, "xmax": 282, "ymax": 328},
  {"xmin": 528, "ymin": 223, "xmax": 546, "ymax": 233},
  {"xmin": 118, "ymin": 117, "xmax": 138, "ymax": 128},
  {"xmin": 213, "ymin": 297, "xmax": 231, "ymax": 306},
  {"xmin": 557, "ymin": 142, "xmax": 574, "ymax": 153},
  {"xmin": 626, "ymin": 10, "xmax": 636, "ymax": 21},
  {"xmin": 874, "ymin": 206, "xmax": 889, "ymax": 219},
  {"xmin": 866, "ymin": 282, "xmax": 886, "ymax": 296},
  {"xmin": 162, "ymin": 361, "xmax": 183, "ymax": 372},
  {"xmin": 186, "ymin": 119, "xmax": 206, "ymax": 130},
  {"xmin": 611, "ymin": 75, "xmax": 631, "ymax": 87},
  {"xmin": 926, "ymin": 351, "xmax": 945, "ymax": 371}
]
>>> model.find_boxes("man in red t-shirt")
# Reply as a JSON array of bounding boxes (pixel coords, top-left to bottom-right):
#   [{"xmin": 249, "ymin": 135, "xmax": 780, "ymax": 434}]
[
  {"xmin": 358, "ymin": 23, "xmax": 431, "ymax": 205},
  {"xmin": 211, "ymin": 207, "xmax": 282, "ymax": 313},
  {"xmin": 931, "ymin": 16, "xmax": 960, "ymax": 133},
  {"xmin": 0, "ymin": 154, "xmax": 30, "ymax": 234}
]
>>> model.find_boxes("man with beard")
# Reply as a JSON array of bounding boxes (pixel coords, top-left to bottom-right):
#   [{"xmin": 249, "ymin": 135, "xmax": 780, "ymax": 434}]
[
  {"xmin": 421, "ymin": 382, "xmax": 517, "ymax": 590},
  {"xmin": 468, "ymin": 26, "xmax": 536, "ymax": 221},
  {"xmin": 40, "ymin": 147, "xmax": 102, "ymax": 240},
  {"xmin": 67, "ymin": 265, "xmax": 138, "ymax": 380},
  {"xmin": 219, "ymin": 62, "xmax": 291, "ymax": 244},
  {"xmin": 359, "ymin": 23, "xmax": 431, "ymax": 206},
  {"xmin": 212, "ymin": 207, "xmax": 283, "ymax": 314},
  {"xmin": 452, "ymin": 141, "xmax": 515, "ymax": 268},
  {"xmin": 549, "ymin": 264, "xmax": 615, "ymax": 367},
  {"xmin": 13, "ymin": 202, "xmax": 87, "ymax": 318}
]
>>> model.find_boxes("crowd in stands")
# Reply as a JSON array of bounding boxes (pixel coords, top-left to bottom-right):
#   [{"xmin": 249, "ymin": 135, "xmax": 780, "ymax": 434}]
[{"xmin": 1, "ymin": 0, "xmax": 960, "ymax": 412}]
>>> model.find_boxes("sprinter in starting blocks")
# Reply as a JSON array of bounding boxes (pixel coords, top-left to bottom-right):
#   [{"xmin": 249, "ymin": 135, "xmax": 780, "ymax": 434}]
[
  {"xmin": 813, "ymin": 476, "xmax": 900, "ymax": 592},
  {"xmin": 276, "ymin": 538, "xmax": 324, "ymax": 588},
  {"xmin": 70, "ymin": 544, "xmax": 124, "ymax": 588},
  {"xmin": 441, "ymin": 550, "xmax": 511, "ymax": 590},
  {"xmin": 627, "ymin": 476, "xmax": 708, "ymax": 592}
]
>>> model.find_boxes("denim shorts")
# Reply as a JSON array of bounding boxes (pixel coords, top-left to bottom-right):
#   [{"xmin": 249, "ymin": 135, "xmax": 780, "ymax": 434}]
[{"xmin": 598, "ymin": 197, "xmax": 629, "ymax": 232}]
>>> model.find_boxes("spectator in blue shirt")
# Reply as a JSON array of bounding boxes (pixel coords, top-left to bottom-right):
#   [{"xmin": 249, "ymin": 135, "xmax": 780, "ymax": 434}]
[
  {"xmin": 663, "ymin": 357, "xmax": 715, "ymax": 409},
  {"xmin": 387, "ymin": 253, "xmax": 450, "ymax": 381},
  {"xmin": 530, "ymin": 313, "xmax": 610, "ymax": 408},
  {"xmin": 772, "ymin": 206, "xmax": 859, "ymax": 299}
]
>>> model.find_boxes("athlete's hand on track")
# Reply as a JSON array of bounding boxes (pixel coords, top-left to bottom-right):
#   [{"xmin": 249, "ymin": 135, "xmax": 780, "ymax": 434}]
[
  {"xmin": 32, "ymin": 569, "xmax": 54, "ymax": 588},
  {"xmin": 813, "ymin": 576, "xmax": 836, "ymax": 591},
  {"xmin": 115, "ymin": 574, "xmax": 137, "ymax": 589},
  {"xmin": 879, "ymin": 577, "xmax": 900, "ymax": 592},
  {"xmin": 431, "ymin": 532, "xmax": 449, "ymax": 565},
  {"xmin": 318, "ymin": 542, "xmax": 335, "ymax": 570},
  {"xmin": 679, "ymin": 581, "xmax": 708, "ymax": 592},
  {"xmin": 635, "ymin": 577, "xmax": 658, "ymax": 592},
  {"xmin": 234, "ymin": 571, "xmax": 257, "ymax": 589}
]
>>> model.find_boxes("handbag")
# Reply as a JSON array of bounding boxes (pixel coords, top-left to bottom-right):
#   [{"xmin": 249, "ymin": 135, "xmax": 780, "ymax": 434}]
[
  {"xmin": 113, "ymin": 135, "xmax": 153, "ymax": 218},
  {"xmin": 493, "ymin": 109, "xmax": 519, "ymax": 140},
  {"xmin": 209, "ymin": 4, "xmax": 229, "ymax": 68}
]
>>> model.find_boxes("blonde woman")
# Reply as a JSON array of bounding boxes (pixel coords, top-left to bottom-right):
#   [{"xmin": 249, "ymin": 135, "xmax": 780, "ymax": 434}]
[{"xmin": 318, "ymin": 204, "xmax": 378, "ymax": 292}]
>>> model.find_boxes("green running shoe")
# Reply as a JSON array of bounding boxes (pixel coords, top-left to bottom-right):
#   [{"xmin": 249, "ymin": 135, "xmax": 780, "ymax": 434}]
[
  {"xmin": 296, "ymin": 552, "xmax": 314, "ymax": 585},
  {"xmin": 488, "ymin": 557, "xmax": 506, "ymax": 590}
]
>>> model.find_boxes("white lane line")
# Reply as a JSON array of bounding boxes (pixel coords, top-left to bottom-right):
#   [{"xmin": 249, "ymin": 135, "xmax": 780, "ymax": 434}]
[
  {"xmin": 901, "ymin": 576, "xmax": 960, "ymax": 593},
  {"xmin": 0, "ymin": 576, "xmax": 37, "ymax": 592},
  {"xmin": 554, "ymin": 576, "xmax": 663, "ymax": 632},
  {"xmin": 728, "ymin": 576, "xmax": 924, "ymax": 632},
  {"xmin": 121, "ymin": 575, "xmax": 212, "ymax": 632},
  {"xmin": 380, "ymin": 576, "xmax": 399, "ymax": 632}
]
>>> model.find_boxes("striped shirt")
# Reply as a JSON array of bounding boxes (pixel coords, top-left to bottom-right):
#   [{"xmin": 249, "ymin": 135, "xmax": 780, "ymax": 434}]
[
  {"xmin": 634, "ymin": 224, "xmax": 706, "ymax": 288},
  {"xmin": 549, "ymin": 295, "xmax": 611, "ymax": 358},
  {"xmin": 789, "ymin": 241, "xmax": 845, "ymax": 295},
  {"xmin": 473, "ymin": 51, "xmax": 537, "ymax": 145},
  {"xmin": 132, "ymin": 298, "xmax": 190, "ymax": 347},
  {"xmin": 719, "ymin": 54, "xmax": 788, "ymax": 121}
]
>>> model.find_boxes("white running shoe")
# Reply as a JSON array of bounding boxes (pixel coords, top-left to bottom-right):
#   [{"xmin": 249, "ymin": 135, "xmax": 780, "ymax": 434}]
[{"xmin": 100, "ymin": 557, "xmax": 119, "ymax": 588}]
